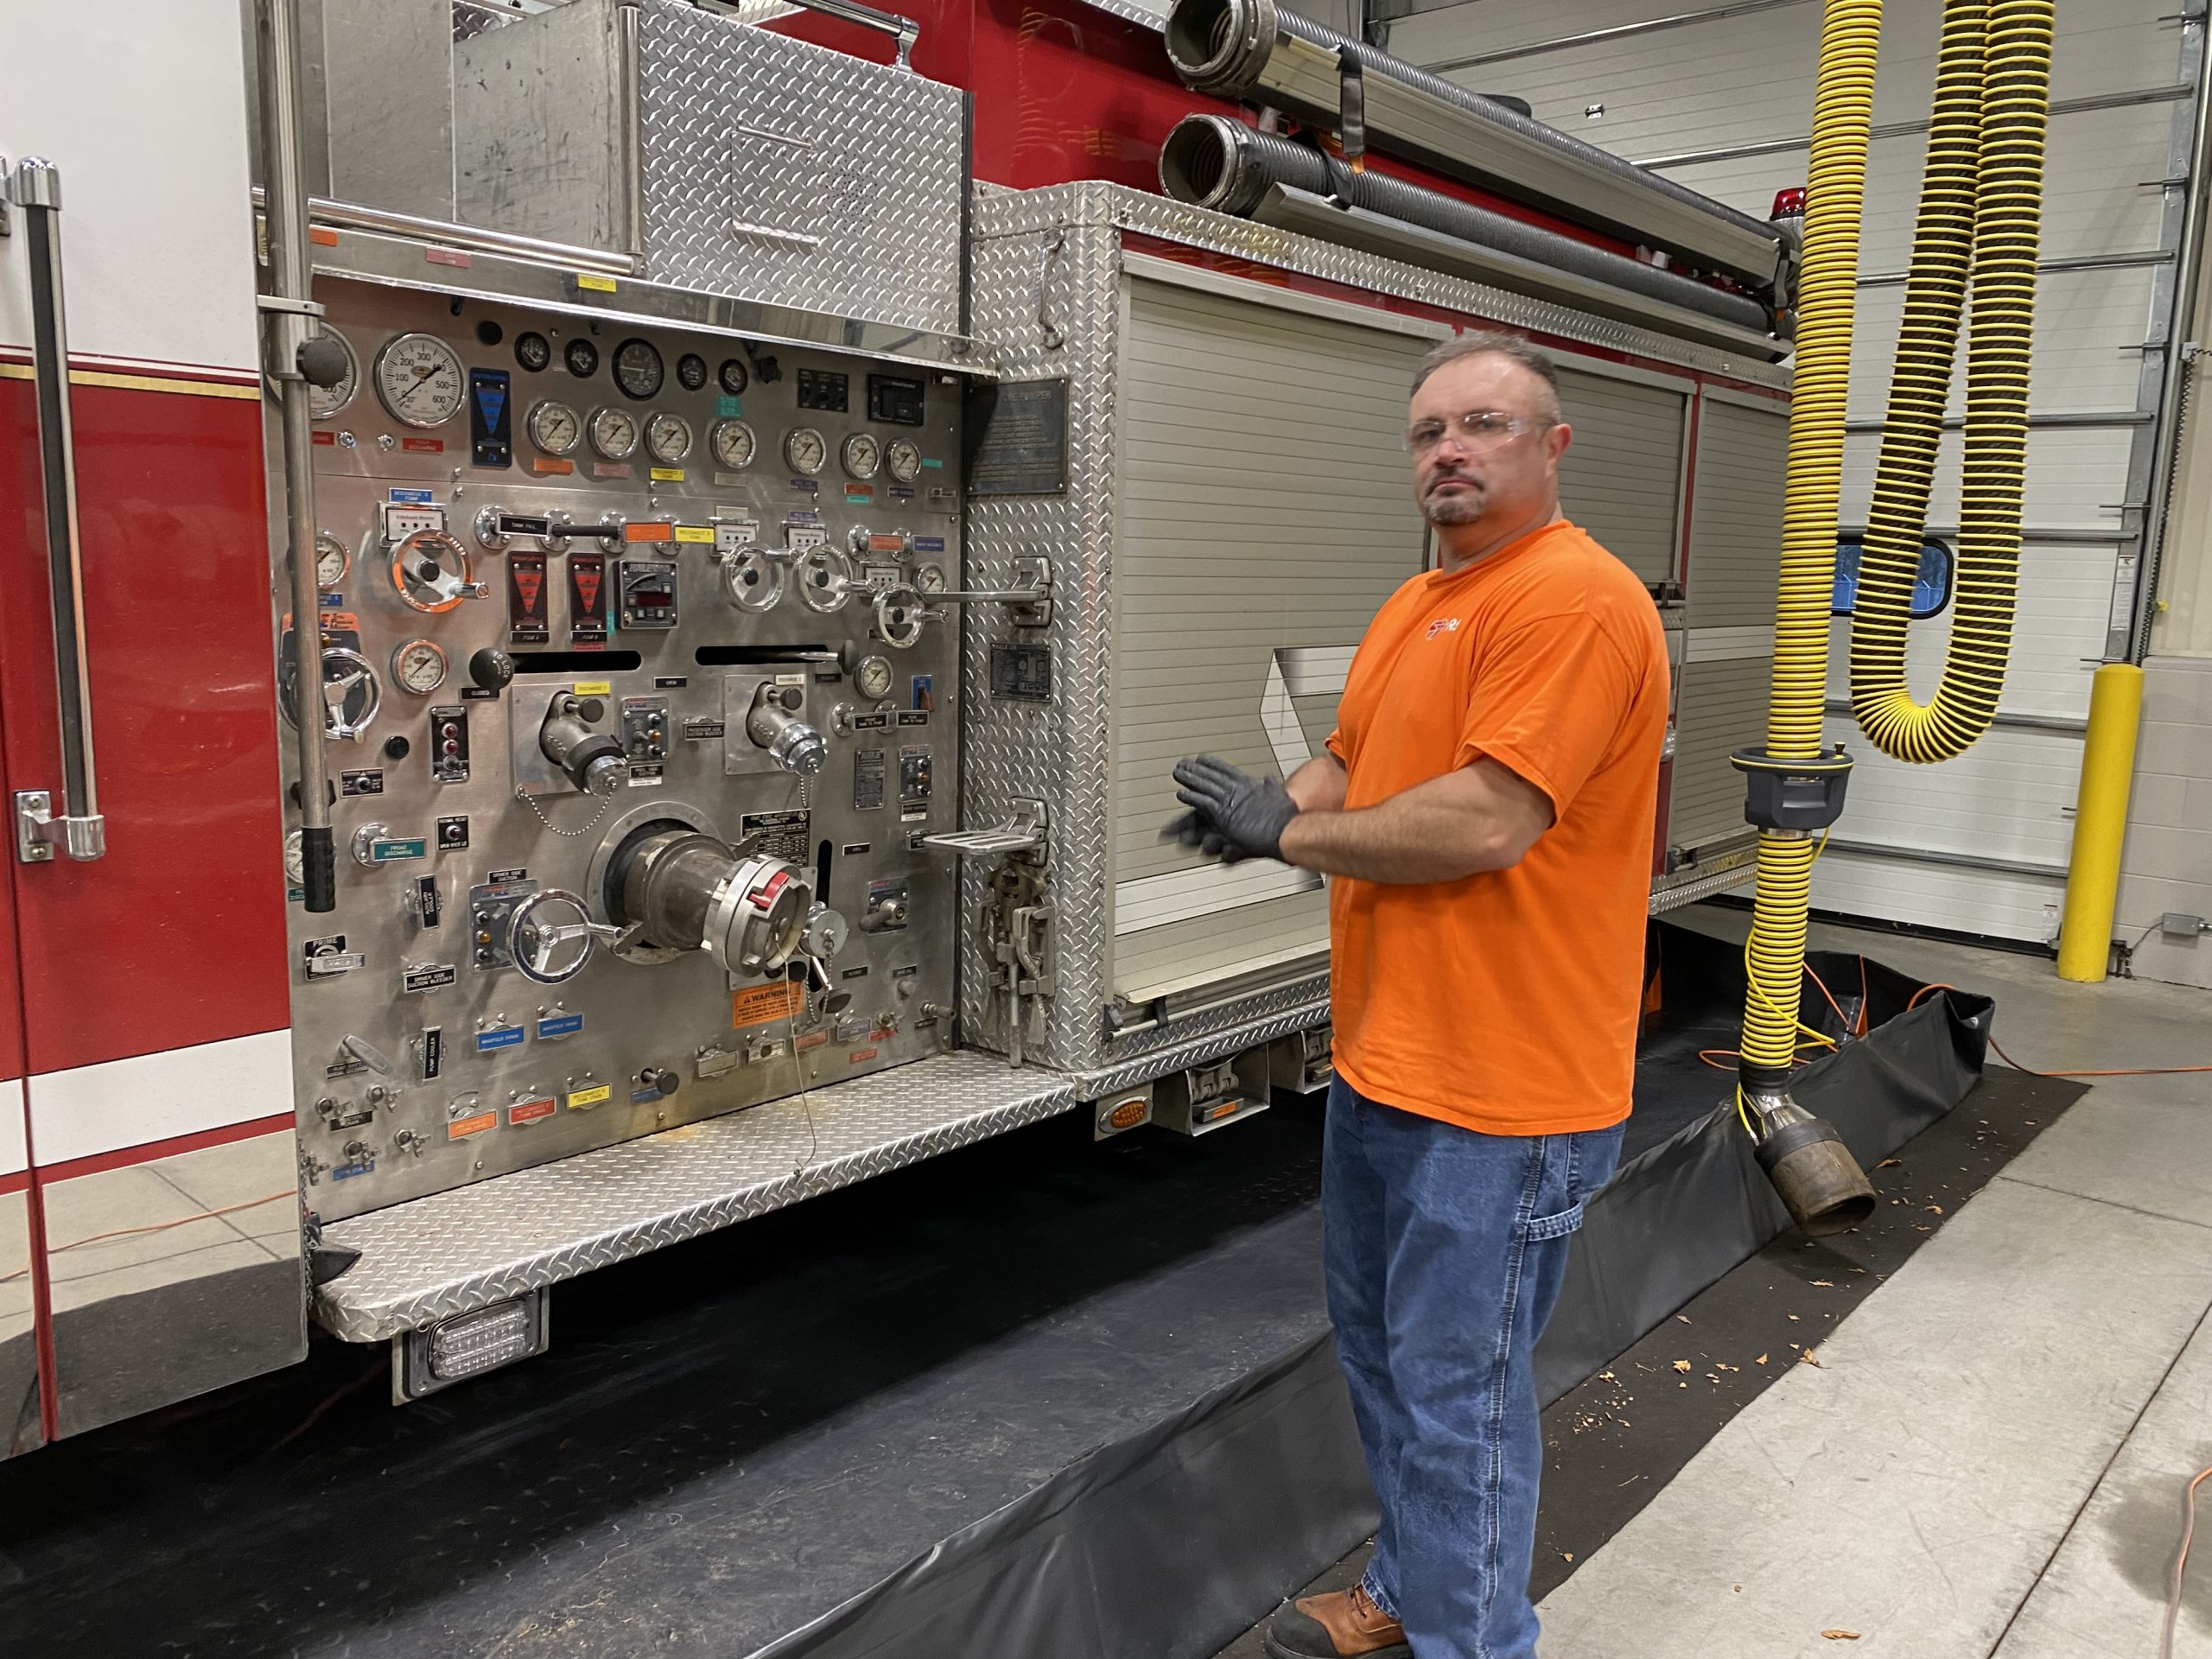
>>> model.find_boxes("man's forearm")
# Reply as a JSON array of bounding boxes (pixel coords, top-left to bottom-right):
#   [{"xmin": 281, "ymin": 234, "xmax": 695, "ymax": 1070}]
[
  {"xmin": 1285, "ymin": 753, "xmax": 1349, "ymax": 814},
  {"xmin": 1277, "ymin": 764, "xmax": 1548, "ymax": 883}
]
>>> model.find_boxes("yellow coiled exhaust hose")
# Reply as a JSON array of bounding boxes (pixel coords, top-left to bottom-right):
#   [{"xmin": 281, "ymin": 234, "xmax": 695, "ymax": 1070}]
[
  {"xmin": 1732, "ymin": 0, "xmax": 2051, "ymax": 1237},
  {"xmin": 1852, "ymin": 0, "xmax": 2052, "ymax": 760}
]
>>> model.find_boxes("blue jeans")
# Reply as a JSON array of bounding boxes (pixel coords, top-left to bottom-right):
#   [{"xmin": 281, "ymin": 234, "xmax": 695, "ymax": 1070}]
[{"xmin": 1323, "ymin": 1077, "xmax": 1624, "ymax": 1659}]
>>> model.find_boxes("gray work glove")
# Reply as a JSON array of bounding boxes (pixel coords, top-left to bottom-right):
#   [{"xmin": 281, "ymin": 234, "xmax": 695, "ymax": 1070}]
[{"xmin": 1164, "ymin": 755, "xmax": 1298, "ymax": 864}]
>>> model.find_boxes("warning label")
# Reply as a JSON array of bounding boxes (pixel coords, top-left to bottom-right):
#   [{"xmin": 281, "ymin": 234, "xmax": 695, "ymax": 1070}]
[{"xmin": 732, "ymin": 981, "xmax": 806, "ymax": 1028}]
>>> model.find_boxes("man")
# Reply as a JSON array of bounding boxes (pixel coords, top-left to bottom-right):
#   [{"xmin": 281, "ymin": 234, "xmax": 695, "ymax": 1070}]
[{"xmin": 1166, "ymin": 333, "xmax": 1668, "ymax": 1659}]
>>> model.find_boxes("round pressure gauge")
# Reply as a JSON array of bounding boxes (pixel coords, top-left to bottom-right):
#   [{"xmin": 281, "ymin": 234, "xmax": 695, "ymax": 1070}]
[
  {"xmin": 646, "ymin": 412, "xmax": 695, "ymax": 465},
  {"xmin": 711, "ymin": 417, "xmax": 756, "ymax": 471},
  {"xmin": 527, "ymin": 398, "xmax": 582, "ymax": 457},
  {"xmin": 677, "ymin": 352, "xmax": 709, "ymax": 392},
  {"xmin": 315, "ymin": 531, "xmax": 351, "ymax": 588},
  {"xmin": 886, "ymin": 437, "xmax": 923, "ymax": 483},
  {"xmin": 913, "ymin": 563, "xmax": 946, "ymax": 595},
  {"xmin": 589, "ymin": 406, "xmax": 640, "ymax": 461},
  {"xmin": 613, "ymin": 337, "xmax": 664, "ymax": 400},
  {"xmin": 284, "ymin": 829, "xmax": 306, "ymax": 888},
  {"xmin": 565, "ymin": 337, "xmax": 600, "ymax": 378},
  {"xmin": 373, "ymin": 332, "xmax": 465, "ymax": 428},
  {"xmin": 842, "ymin": 432, "xmax": 882, "ymax": 480},
  {"xmin": 514, "ymin": 331, "xmax": 552, "ymax": 373},
  {"xmin": 784, "ymin": 426, "xmax": 827, "ymax": 475},
  {"xmin": 718, "ymin": 356, "xmax": 749, "ymax": 397},
  {"xmin": 308, "ymin": 329, "xmax": 359, "ymax": 421},
  {"xmin": 853, "ymin": 654, "xmax": 895, "ymax": 700},
  {"xmin": 391, "ymin": 638, "xmax": 449, "ymax": 696}
]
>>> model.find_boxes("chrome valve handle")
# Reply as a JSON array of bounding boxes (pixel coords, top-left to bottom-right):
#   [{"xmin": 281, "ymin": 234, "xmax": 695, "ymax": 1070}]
[{"xmin": 507, "ymin": 887, "xmax": 622, "ymax": 984}]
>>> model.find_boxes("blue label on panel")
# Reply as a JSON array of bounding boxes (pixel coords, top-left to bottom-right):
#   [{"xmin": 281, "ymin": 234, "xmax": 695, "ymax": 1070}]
[
  {"xmin": 332, "ymin": 1160, "xmax": 375, "ymax": 1181},
  {"xmin": 716, "ymin": 395, "xmax": 743, "ymax": 418},
  {"xmin": 474, "ymin": 1026, "xmax": 526, "ymax": 1052},
  {"xmin": 789, "ymin": 479, "xmax": 818, "ymax": 493},
  {"xmin": 369, "ymin": 837, "xmax": 429, "ymax": 863},
  {"xmin": 913, "ymin": 537, "xmax": 946, "ymax": 554},
  {"xmin": 389, "ymin": 487, "xmax": 435, "ymax": 504},
  {"xmin": 920, "ymin": 457, "xmax": 943, "ymax": 468},
  {"xmin": 319, "ymin": 592, "xmax": 345, "ymax": 608},
  {"xmin": 474, "ymin": 380, "xmax": 507, "ymax": 427},
  {"xmin": 535, "ymin": 1012, "xmax": 585, "ymax": 1039}
]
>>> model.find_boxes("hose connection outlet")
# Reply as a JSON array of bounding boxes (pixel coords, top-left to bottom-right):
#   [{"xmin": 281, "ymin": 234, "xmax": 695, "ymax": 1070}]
[{"xmin": 1740, "ymin": 1074, "xmax": 1876, "ymax": 1238}]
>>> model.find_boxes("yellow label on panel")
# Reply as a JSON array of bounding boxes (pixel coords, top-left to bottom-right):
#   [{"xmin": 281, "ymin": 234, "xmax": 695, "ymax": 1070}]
[
  {"xmin": 447, "ymin": 1110, "xmax": 498, "ymax": 1141},
  {"xmin": 651, "ymin": 467, "xmax": 686, "ymax": 482},
  {"xmin": 732, "ymin": 981, "xmax": 806, "ymax": 1028},
  {"xmin": 673, "ymin": 524, "xmax": 715, "ymax": 544},
  {"xmin": 565, "ymin": 1084, "xmax": 613, "ymax": 1109},
  {"xmin": 575, "ymin": 272, "xmax": 619, "ymax": 293},
  {"xmin": 572, "ymin": 680, "xmax": 613, "ymax": 697}
]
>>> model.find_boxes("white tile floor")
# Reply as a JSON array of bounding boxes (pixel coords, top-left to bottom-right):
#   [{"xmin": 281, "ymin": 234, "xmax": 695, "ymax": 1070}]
[{"xmin": 1538, "ymin": 911, "xmax": 2212, "ymax": 1658}]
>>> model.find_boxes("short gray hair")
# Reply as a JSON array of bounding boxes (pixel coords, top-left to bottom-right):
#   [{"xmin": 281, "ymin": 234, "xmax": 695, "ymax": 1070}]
[{"xmin": 1411, "ymin": 330, "xmax": 1561, "ymax": 422}]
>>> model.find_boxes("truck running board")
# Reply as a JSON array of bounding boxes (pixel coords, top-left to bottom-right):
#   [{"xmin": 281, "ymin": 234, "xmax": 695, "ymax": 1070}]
[{"xmin": 313, "ymin": 1053, "xmax": 1078, "ymax": 1343}]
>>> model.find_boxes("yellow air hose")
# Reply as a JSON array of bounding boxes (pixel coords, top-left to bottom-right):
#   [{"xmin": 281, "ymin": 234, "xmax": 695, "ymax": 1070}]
[
  {"xmin": 1729, "ymin": 0, "xmax": 2052, "ymax": 1236},
  {"xmin": 1852, "ymin": 0, "xmax": 2052, "ymax": 760}
]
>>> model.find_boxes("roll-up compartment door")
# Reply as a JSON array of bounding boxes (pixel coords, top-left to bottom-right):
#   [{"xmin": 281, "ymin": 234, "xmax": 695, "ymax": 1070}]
[
  {"xmin": 1110, "ymin": 276, "xmax": 1432, "ymax": 1002},
  {"xmin": 1554, "ymin": 365, "xmax": 1687, "ymax": 585}
]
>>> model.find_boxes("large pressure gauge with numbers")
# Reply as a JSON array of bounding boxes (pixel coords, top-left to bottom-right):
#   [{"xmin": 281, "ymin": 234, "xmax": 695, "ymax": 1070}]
[{"xmin": 373, "ymin": 333, "xmax": 466, "ymax": 427}]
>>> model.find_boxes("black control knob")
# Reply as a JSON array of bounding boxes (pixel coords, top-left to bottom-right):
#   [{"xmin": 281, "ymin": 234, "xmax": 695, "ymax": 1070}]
[
  {"xmin": 296, "ymin": 331, "xmax": 353, "ymax": 390},
  {"xmin": 640, "ymin": 1067, "xmax": 680, "ymax": 1098},
  {"xmin": 383, "ymin": 734, "xmax": 412, "ymax": 761},
  {"xmin": 469, "ymin": 647, "xmax": 515, "ymax": 693}
]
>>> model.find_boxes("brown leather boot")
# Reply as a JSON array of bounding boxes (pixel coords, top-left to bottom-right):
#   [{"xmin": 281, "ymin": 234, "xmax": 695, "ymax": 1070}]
[{"xmin": 1262, "ymin": 1584, "xmax": 1413, "ymax": 1659}]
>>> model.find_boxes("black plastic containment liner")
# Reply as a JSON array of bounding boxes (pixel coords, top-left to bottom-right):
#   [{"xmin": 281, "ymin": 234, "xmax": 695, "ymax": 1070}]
[{"xmin": 0, "ymin": 920, "xmax": 1990, "ymax": 1659}]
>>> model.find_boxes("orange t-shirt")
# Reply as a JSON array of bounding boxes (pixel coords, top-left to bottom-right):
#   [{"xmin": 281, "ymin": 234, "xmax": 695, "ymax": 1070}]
[{"xmin": 1325, "ymin": 518, "xmax": 1668, "ymax": 1137}]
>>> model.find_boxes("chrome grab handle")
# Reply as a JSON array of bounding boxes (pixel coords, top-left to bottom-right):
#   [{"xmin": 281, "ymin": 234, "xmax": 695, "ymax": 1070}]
[
  {"xmin": 698, "ymin": 0, "xmax": 919, "ymax": 67},
  {"xmin": 6, "ymin": 157, "xmax": 105, "ymax": 865}
]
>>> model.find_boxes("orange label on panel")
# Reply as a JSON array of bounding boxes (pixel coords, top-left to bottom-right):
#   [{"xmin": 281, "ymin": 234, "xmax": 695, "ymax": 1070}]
[
  {"xmin": 507, "ymin": 1097, "xmax": 557, "ymax": 1126},
  {"xmin": 403, "ymin": 437, "xmax": 443, "ymax": 454},
  {"xmin": 732, "ymin": 981, "xmax": 806, "ymax": 1027},
  {"xmin": 848, "ymin": 1047, "xmax": 880, "ymax": 1064},
  {"xmin": 447, "ymin": 1110, "xmax": 498, "ymax": 1141},
  {"xmin": 624, "ymin": 522, "xmax": 675, "ymax": 543},
  {"xmin": 312, "ymin": 430, "xmax": 336, "ymax": 446},
  {"xmin": 309, "ymin": 226, "xmax": 340, "ymax": 247},
  {"xmin": 869, "ymin": 1027, "xmax": 894, "ymax": 1043},
  {"xmin": 795, "ymin": 1030, "xmax": 830, "ymax": 1052},
  {"xmin": 532, "ymin": 457, "xmax": 575, "ymax": 476},
  {"xmin": 868, "ymin": 534, "xmax": 906, "ymax": 554}
]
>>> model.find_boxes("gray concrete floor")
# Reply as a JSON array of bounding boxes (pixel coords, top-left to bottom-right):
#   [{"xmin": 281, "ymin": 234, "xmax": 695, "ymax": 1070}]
[{"xmin": 1229, "ymin": 908, "xmax": 2212, "ymax": 1658}]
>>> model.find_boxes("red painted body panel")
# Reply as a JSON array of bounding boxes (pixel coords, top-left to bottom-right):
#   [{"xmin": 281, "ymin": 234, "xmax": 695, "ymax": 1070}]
[{"xmin": 0, "ymin": 372, "xmax": 290, "ymax": 1076}]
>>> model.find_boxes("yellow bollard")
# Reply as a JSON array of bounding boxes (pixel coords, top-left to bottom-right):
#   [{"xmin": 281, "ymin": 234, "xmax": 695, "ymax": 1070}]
[{"xmin": 2056, "ymin": 662, "xmax": 2146, "ymax": 982}]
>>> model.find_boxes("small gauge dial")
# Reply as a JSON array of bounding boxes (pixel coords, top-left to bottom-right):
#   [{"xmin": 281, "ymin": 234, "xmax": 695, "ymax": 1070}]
[
  {"xmin": 913, "ymin": 563, "xmax": 946, "ymax": 595},
  {"xmin": 677, "ymin": 352, "xmax": 709, "ymax": 392},
  {"xmin": 853, "ymin": 655, "xmax": 895, "ymax": 700},
  {"xmin": 613, "ymin": 337, "xmax": 664, "ymax": 400},
  {"xmin": 646, "ymin": 412, "xmax": 695, "ymax": 465},
  {"xmin": 528, "ymin": 398, "xmax": 582, "ymax": 456},
  {"xmin": 373, "ymin": 332, "xmax": 465, "ymax": 428},
  {"xmin": 589, "ymin": 406, "xmax": 640, "ymax": 461},
  {"xmin": 718, "ymin": 356, "xmax": 750, "ymax": 397},
  {"xmin": 886, "ymin": 437, "xmax": 924, "ymax": 483},
  {"xmin": 308, "ymin": 329, "xmax": 359, "ymax": 421},
  {"xmin": 515, "ymin": 331, "xmax": 552, "ymax": 373},
  {"xmin": 391, "ymin": 639, "xmax": 449, "ymax": 696},
  {"xmin": 565, "ymin": 337, "xmax": 600, "ymax": 378},
  {"xmin": 842, "ymin": 433, "xmax": 882, "ymax": 480},
  {"xmin": 711, "ymin": 417, "xmax": 757, "ymax": 471},
  {"xmin": 284, "ymin": 829, "xmax": 306, "ymax": 888},
  {"xmin": 784, "ymin": 426, "xmax": 827, "ymax": 474},
  {"xmin": 315, "ymin": 531, "xmax": 351, "ymax": 588}
]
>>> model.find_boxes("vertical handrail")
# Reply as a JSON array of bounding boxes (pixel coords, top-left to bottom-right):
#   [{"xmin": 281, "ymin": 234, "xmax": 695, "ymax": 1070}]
[
  {"xmin": 257, "ymin": 0, "xmax": 338, "ymax": 911},
  {"xmin": 7, "ymin": 157, "xmax": 105, "ymax": 864}
]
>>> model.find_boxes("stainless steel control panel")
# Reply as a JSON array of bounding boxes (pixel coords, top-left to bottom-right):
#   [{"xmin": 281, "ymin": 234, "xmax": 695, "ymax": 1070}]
[{"xmin": 281, "ymin": 280, "xmax": 963, "ymax": 1222}]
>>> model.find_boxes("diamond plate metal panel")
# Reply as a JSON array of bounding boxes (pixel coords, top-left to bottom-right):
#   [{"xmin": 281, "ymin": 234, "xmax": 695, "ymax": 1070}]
[
  {"xmin": 983, "ymin": 183, "xmax": 1789, "ymax": 388},
  {"xmin": 637, "ymin": 0, "xmax": 965, "ymax": 334},
  {"xmin": 315, "ymin": 1052, "xmax": 1077, "ymax": 1341},
  {"xmin": 1078, "ymin": 987, "xmax": 1333, "ymax": 1099},
  {"xmin": 1650, "ymin": 843, "xmax": 1759, "ymax": 913}
]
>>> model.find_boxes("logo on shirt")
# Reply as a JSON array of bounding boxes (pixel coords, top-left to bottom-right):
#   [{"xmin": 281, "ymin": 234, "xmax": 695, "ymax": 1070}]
[{"xmin": 1426, "ymin": 617, "xmax": 1463, "ymax": 639}]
